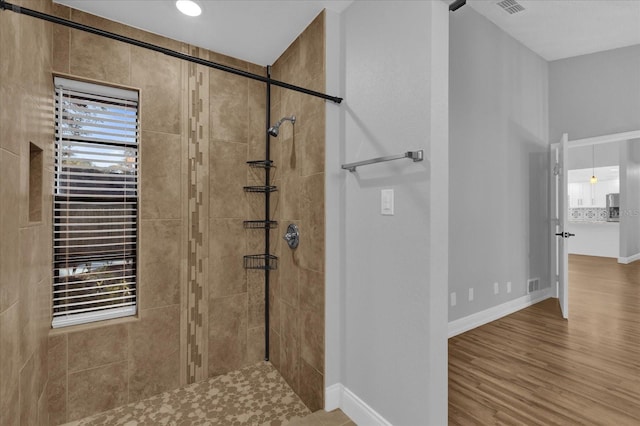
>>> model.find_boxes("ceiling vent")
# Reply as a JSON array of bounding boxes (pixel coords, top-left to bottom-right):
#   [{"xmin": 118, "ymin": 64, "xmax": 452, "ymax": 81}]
[{"xmin": 497, "ymin": 0, "xmax": 525, "ymax": 15}]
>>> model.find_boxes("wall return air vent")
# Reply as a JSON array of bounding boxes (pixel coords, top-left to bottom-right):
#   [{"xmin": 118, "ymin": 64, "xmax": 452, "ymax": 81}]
[{"xmin": 497, "ymin": 0, "xmax": 525, "ymax": 15}]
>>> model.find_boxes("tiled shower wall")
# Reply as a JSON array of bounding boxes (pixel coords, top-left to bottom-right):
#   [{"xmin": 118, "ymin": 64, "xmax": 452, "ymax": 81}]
[
  {"xmin": 270, "ymin": 12, "xmax": 327, "ymax": 412},
  {"xmin": 42, "ymin": 2, "xmax": 267, "ymax": 423},
  {"xmin": 0, "ymin": 1, "xmax": 54, "ymax": 424},
  {"xmin": 2, "ymin": 1, "xmax": 326, "ymax": 422}
]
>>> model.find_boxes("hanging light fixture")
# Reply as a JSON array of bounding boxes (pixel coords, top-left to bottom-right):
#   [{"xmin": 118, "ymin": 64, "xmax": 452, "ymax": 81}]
[{"xmin": 590, "ymin": 145, "xmax": 598, "ymax": 184}]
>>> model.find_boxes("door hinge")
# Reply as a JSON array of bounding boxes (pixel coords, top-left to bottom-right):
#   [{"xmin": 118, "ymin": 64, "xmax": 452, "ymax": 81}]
[
  {"xmin": 555, "ymin": 274, "xmax": 559, "ymax": 284},
  {"xmin": 553, "ymin": 163, "xmax": 561, "ymax": 176}
]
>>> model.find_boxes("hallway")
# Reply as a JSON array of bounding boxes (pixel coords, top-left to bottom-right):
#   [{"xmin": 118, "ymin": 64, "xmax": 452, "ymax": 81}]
[{"xmin": 449, "ymin": 255, "xmax": 640, "ymax": 425}]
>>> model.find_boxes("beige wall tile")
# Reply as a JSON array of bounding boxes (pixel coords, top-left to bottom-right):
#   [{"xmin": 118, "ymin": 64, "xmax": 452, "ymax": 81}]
[
  {"xmin": 140, "ymin": 131, "xmax": 182, "ymax": 220},
  {"xmin": 299, "ymin": 359, "xmax": 323, "ymax": 412},
  {"xmin": 20, "ymin": 354, "xmax": 38, "ymax": 426},
  {"xmin": 299, "ymin": 112, "xmax": 325, "ymax": 177},
  {"xmin": 67, "ymin": 361, "xmax": 128, "ymax": 421},
  {"xmin": 0, "ymin": 86, "xmax": 25, "ymax": 157},
  {"xmin": 0, "ymin": 377, "xmax": 19, "ymax": 426},
  {"xmin": 67, "ymin": 324, "xmax": 128, "ymax": 373},
  {"xmin": 128, "ymin": 305, "xmax": 180, "ymax": 402},
  {"xmin": 208, "ymin": 293, "xmax": 247, "ymax": 376},
  {"xmin": 47, "ymin": 334, "xmax": 67, "ymax": 426},
  {"xmin": 280, "ymin": 302, "xmax": 300, "ymax": 393},
  {"xmin": 0, "ymin": 303, "xmax": 20, "ymax": 408},
  {"xmin": 38, "ymin": 381, "xmax": 49, "ymax": 426},
  {"xmin": 281, "ymin": 173, "xmax": 301, "ymax": 222},
  {"xmin": 0, "ymin": 149, "xmax": 21, "ymax": 312},
  {"xmin": 51, "ymin": 5, "xmax": 70, "ymax": 73},
  {"xmin": 139, "ymin": 220, "xmax": 182, "ymax": 310},
  {"xmin": 247, "ymin": 326, "xmax": 265, "ymax": 364},
  {"xmin": 269, "ymin": 271, "xmax": 280, "ymax": 335},
  {"xmin": 279, "ymin": 250, "xmax": 300, "ymax": 308},
  {"xmin": 247, "ymin": 271, "xmax": 265, "ymax": 329},
  {"xmin": 299, "ymin": 268, "xmax": 324, "ymax": 314},
  {"xmin": 131, "ymin": 47, "xmax": 182, "ymax": 134},
  {"xmin": 209, "ymin": 141, "xmax": 247, "ymax": 218},
  {"xmin": 269, "ymin": 329, "xmax": 281, "ymax": 370},
  {"xmin": 69, "ymin": 30, "xmax": 130, "ymax": 86},
  {"xmin": 209, "ymin": 219, "xmax": 246, "ymax": 298},
  {"xmin": 210, "ymin": 70, "xmax": 249, "ymax": 143},
  {"xmin": 129, "ymin": 347, "xmax": 180, "ymax": 403},
  {"xmin": 298, "ymin": 12, "xmax": 325, "ymax": 91},
  {"xmin": 301, "ymin": 309, "xmax": 324, "ymax": 373},
  {"xmin": 299, "ymin": 173, "xmax": 324, "ymax": 272},
  {"xmin": 47, "ymin": 375, "xmax": 67, "ymax": 426}
]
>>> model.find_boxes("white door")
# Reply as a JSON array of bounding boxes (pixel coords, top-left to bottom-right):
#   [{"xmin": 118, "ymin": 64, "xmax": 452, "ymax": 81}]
[{"xmin": 552, "ymin": 133, "xmax": 571, "ymax": 319}]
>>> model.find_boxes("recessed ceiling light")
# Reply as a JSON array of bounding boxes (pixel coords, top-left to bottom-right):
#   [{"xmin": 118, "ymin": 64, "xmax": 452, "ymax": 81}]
[{"xmin": 176, "ymin": 0, "xmax": 202, "ymax": 17}]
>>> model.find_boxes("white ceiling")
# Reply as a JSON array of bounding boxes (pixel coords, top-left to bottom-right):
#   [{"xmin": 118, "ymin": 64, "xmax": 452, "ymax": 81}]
[
  {"xmin": 468, "ymin": 0, "xmax": 640, "ymax": 61},
  {"xmin": 54, "ymin": 0, "xmax": 640, "ymax": 65},
  {"xmin": 53, "ymin": 0, "xmax": 353, "ymax": 65},
  {"xmin": 569, "ymin": 166, "xmax": 619, "ymax": 183}
]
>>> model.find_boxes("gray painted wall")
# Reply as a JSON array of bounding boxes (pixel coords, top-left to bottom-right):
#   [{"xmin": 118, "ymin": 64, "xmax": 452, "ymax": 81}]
[
  {"xmin": 326, "ymin": 1, "xmax": 449, "ymax": 424},
  {"xmin": 549, "ymin": 44, "xmax": 640, "ymax": 142},
  {"xmin": 449, "ymin": 7, "xmax": 550, "ymax": 322},
  {"xmin": 619, "ymin": 139, "xmax": 640, "ymax": 258}
]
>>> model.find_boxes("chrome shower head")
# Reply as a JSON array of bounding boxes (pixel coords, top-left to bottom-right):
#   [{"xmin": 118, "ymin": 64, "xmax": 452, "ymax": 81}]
[{"xmin": 267, "ymin": 115, "xmax": 296, "ymax": 137}]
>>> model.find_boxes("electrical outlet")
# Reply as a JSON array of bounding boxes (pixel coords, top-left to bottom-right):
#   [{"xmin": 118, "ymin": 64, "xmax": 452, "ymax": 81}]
[
  {"xmin": 450, "ymin": 292, "xmax": 457, "ymax": 307},
  {"xmin": 468, "ymin": 288, "xmax": 474, "ymax": 301},
  {"xmin": 507, "ymin": 281, "xmax": 512, "ymax": 293},
  {"xmin": 494, "ymin": 282, "xmax": 499, "ymax": 295}
]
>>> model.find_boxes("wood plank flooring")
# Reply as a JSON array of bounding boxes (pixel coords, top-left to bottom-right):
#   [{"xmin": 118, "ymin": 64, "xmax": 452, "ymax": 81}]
[{"xmin": 449, "ymin": 255, "xmax": 640, "ymax": 425}]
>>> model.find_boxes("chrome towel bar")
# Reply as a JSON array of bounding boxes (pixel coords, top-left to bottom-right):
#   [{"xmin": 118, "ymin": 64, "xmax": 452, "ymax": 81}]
[{"xmin": 341, "ymin": 150, "xmax": 424, "ymax": 172}]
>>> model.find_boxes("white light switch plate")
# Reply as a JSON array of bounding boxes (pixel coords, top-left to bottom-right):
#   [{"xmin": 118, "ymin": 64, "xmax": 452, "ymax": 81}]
[{"xmin": 381, "ymin": 189, "xmax": 394, "ymax": 215}]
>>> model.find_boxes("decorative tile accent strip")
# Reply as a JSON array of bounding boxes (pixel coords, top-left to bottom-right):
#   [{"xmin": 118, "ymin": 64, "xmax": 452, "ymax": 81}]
[
  {"xmin": 61, "ymin": 362, "xmax": 310, "ymax": 426},
  {"xmin": 186, "ymin": 46, "xmax": 210, "ymax": 384},
  {"xmin": 569, "ymin": 207, "xmax": 608, "ymax": 222}
]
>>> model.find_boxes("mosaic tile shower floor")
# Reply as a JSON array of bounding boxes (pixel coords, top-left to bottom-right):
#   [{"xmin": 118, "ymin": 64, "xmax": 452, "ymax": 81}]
[{"xmin": 64, "ymin": 362, "xmax": 311, "ymax": 426}]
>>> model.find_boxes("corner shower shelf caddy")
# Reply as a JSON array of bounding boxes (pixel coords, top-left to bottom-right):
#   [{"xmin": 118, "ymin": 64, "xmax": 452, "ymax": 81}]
[
  {"xmin": 243, "ymin": 254, "xmax": 278, "ymax": 270},
  {"xmin": 243, "ymin": 159, "xmax": 278, "ymax": 271},
  {"xmin": 243, "ymin": 185, "xmax": 278, "ymax": 193},
  {"xmin": 243, "ymin": 220, "xmax": 278, "ymax": 229}
]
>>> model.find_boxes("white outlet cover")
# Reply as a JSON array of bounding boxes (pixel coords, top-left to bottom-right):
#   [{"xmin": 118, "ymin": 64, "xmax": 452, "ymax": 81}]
[
  {"xmin": 450, "ymin": 292, "xmax": 457, "ymax": 307},
  {"xmin": 507, "ymin": 281, "xmax": 512, "ymax": 293},
  {"xmin": 494, "ymin": 282, "xmax": 499, "ymax": 294},
  {"xmin": 468, "ymin": 288, "xmax": 474, "ymax": 301}
]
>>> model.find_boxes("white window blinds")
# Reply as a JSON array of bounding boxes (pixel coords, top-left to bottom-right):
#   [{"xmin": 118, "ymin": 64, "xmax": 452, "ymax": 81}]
[{"xmin": 53, "ymin": 77, "xmax": 139, "ymax": 328}]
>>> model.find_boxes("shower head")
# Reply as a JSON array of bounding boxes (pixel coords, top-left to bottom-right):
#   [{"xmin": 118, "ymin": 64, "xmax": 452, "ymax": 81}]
[{"xmin": 267, "ymin": 116, "xmax": 296, "ymax": 137}]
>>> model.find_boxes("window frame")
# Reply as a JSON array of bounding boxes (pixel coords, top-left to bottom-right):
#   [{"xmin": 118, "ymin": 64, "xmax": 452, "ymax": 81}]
[{"xmin": 52, "ymin": 76, "xmax": 140, "ymax": 329}]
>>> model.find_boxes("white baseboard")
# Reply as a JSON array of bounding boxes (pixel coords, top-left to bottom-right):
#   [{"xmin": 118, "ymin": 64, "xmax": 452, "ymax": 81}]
[
  {"xmin": 325, "ymin": 383, "xmax": 392, "ymax": 425},
  {"xmin": 325, "ymin": 383, "xmax": 342, "ymax": 412},
  {"xmin": 448, "ymin": 289, "xmax": 553, "ymax": 338},
  {"xmin": 618, "ymin": 253, "xmax": 640, "ymax": 264}
]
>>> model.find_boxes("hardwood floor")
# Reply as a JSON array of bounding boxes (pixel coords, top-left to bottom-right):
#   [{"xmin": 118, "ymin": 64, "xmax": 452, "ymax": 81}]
[{"xmin": 449, "ymin": 255, "xmax": 640, "ymax": 425}]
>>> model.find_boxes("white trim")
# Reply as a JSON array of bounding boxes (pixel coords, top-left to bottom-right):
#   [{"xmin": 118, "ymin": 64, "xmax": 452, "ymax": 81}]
[
  {"xmin": 618, "ymin": 253, "xmax": 640, "ymax": 264},
  {"xmin": 550, "ymin": 130, "xmax": 640, "ymax": 149},
  {"xmin": 448, "ymin": 289, "xmax": 553, "ymax": 338},
  {"xmin": 52, "ymin": 305, "xmax": 137, "ymax": 328},
  {"xmin": 325, "ymin": 383, "xmax": 342, "ymax": 412},
  {"xmin": 54, "ymin": 76, "xmax": 139, "ymax": 101},
  {"xmin": 325, "ymin": 383, "xmax": 392, "ymax": 426}
]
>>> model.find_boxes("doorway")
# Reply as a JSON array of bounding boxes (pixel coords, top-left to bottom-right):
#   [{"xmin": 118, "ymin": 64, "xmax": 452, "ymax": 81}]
[{"xmin": 550, "ymin": 130, "xmax": 640, "ymax": 319}]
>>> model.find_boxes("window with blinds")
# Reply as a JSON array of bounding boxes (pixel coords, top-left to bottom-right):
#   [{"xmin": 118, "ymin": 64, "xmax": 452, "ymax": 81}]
[{"xmin": 53, "ymin": 77, "xmax": 139, "ymax": 328}]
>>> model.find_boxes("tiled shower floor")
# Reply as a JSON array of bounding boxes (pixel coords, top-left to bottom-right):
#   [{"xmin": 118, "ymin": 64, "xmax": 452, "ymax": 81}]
[{"xmin": 63, "ymin": 362, "xmax": 311, "ymax": 426}]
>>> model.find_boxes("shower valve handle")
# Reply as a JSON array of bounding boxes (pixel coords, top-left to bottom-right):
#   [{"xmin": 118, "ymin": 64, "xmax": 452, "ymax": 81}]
[{"xmin": 283, "ymin": 223, "xmax": 300, "ymax": 249}]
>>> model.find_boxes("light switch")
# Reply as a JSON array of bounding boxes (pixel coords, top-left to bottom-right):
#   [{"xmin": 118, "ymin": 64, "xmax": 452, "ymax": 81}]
[{"xmin": 381, "ymin": 189, "xmax": 394, "ymax": 215}]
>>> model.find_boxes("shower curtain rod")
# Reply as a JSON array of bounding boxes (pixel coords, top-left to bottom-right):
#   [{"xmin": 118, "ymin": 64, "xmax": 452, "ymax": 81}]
[{"xmin": 0, "ymin": 0, "xmax": 343, "ymax": 104}]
